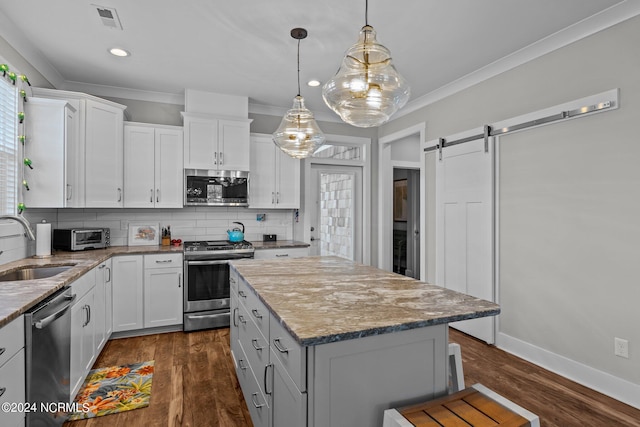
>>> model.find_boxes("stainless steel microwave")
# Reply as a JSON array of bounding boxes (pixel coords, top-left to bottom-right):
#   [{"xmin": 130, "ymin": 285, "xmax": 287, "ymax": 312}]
[
  {"xmin": 52, "ymin": 228, "xmax": 110, "ymax": 251},
  {"xmin": 185, "ymin": 169, "xmax": 249, "ymax": 207}
]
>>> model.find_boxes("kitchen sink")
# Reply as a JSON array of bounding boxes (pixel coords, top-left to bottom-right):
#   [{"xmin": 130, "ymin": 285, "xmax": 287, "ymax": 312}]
[{"xmin": 0, "ymin": 265, "xmax": 74, "ymax": 282}]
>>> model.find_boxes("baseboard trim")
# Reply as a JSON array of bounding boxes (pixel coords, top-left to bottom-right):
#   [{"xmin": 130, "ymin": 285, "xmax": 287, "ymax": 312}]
[
  {"xmin": 496, "ymin": 332, "xmax": 639, "ymax": 410},
  {"xmin": 110, "ymin": 324, "xmax": 183, "ymax": 339}
]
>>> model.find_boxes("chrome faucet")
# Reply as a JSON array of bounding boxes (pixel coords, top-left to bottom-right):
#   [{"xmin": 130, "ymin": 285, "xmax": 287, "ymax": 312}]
[{"xmin": 0, "ymin": 214, "xmax": 36, "ymax": 240}]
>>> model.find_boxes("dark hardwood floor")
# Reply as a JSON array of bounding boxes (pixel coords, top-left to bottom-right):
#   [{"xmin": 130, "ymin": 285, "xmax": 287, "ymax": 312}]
[
  {"xmin": 64, "ymin": 328, "xmax": 640, "ymax": 427},
  {"xmin": 63, "ymin": 328, "xmax": 252, "ymax": 427}
]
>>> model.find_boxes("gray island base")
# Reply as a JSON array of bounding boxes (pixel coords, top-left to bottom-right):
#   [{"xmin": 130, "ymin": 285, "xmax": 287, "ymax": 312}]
[{"xmin": 229, "ymin": 256, "xmax": 500, "ymax": 427}]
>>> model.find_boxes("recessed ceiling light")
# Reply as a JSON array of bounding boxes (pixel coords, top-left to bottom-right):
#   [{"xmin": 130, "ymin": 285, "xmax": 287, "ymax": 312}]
[
  {"xmin": 307, "ymin": 80, "xmax": 321, "ymax": 87},
  {"xmin": 109, "ymin": 47, "xmax": 130, "ymax": 57}
]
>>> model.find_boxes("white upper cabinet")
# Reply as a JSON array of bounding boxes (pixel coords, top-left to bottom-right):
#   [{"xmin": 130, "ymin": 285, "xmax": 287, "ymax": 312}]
[
  {"xmin": 250, "ymin": 134, "xmax": 300, "ymax": 209},
  {"xmin": 85, "ymin": 99, "xmax": 125, "ymax": 207},
  {"xmin": 124, "ymin": 123, "xmax": 183, "ymax": 208},
  {"xmin": 31, "ymin": 88, "xmax": 126, "ymax": 208},
  {"xmin": 182, "ymin": 112, "xmax": 251, "ymax": 170},
  {"xmin": 23, "ymin": 98, "xmax": 78, "ymax": 208}
]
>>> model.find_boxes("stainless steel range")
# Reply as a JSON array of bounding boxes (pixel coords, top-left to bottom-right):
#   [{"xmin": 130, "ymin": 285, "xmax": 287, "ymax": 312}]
[{"xmin": 183, "ymin": 240, "xmax": 254, "ymax": 331}]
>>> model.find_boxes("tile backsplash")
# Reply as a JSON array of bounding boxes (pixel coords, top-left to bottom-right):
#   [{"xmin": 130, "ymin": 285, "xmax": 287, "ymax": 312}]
[{"xmin": 22, "ymin": 207, "xmax": 295, "ymax": 253}]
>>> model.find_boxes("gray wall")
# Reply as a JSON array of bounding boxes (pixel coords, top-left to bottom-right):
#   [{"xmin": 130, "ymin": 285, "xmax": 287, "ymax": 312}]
[
  {"xmin": 380, "ymin": 15, "xmax": 640, "ymax": 385},
  {"xmin": 0, "ymin": 35, "xmax": 53, "ymax": 88}
]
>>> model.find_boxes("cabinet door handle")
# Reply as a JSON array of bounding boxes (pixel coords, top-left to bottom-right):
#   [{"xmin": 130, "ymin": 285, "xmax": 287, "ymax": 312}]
[
  {"xmin": 219, "ymin": 152, "xmax": 223, "ymax": 165},
  {"xmin": 251, "ymin": 393, "xmax": 265, "ymax": 409},
  {"xmin": 106, "ymin": 267, "xmax": 111, "ymax": 283},
  {"xmin": 82, "ymin": 305, "xmax": 88, "ymax": 327},
  {"xmin": 66, "ymin": 184, "xmax": 72, "ymax": 201},
  {"xmin": 251, "ymin": 338, "xmax": 264, "ymax": 351},
  {"xmin": 0, "ymin": 347, "xmax": 5, "ymax": 357},
  {"xmin": 264, "ymin": 364, "xmax": 273, "ymax": 395},
  {"xmin": 273, "ymin": 338, "xmax": 290, "ymax": 354},
  {"xmin": 213, "ymin": 152, "xmax": 217, "ymax": 165},
  {"xmin": 232, "ymin": 308, "xmax": 238, "ymax": 327},
  {"xmin": 238, "ymin": 358, "xmax": 247, "ymax": 371},
  {"xmin": 156, "ymin": 259, "xmax": 173, "ymax": 264},
  {"xmin": 276, "ymin": 192, "xmax": 280, "ymax": 204},
  {"xmin": 275, "ymin": 254, "xmax": 289, "ymax": 258},
  {"xmin": 150, "ymin": 189, "xmax": 153, "ymax": 203},
  {"xmin": 251, "ymin": 308, "xmax": 262, "ymax": 319},
  {"xmin": 271, "ymin": 192, "xmax": 275, "ymax": 204},
  {"xmin": 98, "ymin": 264, "xmax": 105, "ymax": 270},
  {"xmin": 238, "ymin": 290, "xmax": 247, "ymax": 299},
  {"xmin": 156, "ymin": 189, "xmax": 160, "ymax": 203},
  {"xmin": 178, "ymin": 273, "xmax": 182, "ymax": 288},
  {"xmin": 87, "ymin": 304, "xmax": 91, "ymax": 325},
  {"xmin": 0, "ymin": 387, "xmax": 5, "ymax": 398},
  {"xmin": 117, "ymin": 188, "xmax": 122, "ymax": 202},
  {"xmin": 238, "ymin": 314, "xmax": 246, "ymax": 325}
]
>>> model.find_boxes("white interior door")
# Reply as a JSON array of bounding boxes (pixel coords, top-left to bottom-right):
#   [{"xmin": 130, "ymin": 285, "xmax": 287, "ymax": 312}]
[
  {"xmin": 309, "ymin": 164, "xmax": 363, "ymax": 262},
  {"xmin": 436, "ymin": 137, "xmax": 495, "ymax": 344}
]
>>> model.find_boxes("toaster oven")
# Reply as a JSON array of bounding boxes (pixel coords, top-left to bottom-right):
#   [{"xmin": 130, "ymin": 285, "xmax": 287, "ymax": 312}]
[{"xmin": 52, "ymin": 228, "xmax": 110, "ymax": 251}]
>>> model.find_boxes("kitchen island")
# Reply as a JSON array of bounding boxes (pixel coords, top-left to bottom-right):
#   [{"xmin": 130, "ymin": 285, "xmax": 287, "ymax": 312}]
[{"xmin": 230, "ymin": 256, "xmax": 500, "ymax": 427}]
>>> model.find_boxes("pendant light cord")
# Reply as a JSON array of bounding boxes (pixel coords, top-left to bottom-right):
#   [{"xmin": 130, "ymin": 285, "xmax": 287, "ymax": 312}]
[
  {"xmin": 365, "ymin": 0, "xmax": 368, "ymax": 26},
  {"xmin": 297, "ymin": 38, "xmax": 301, "ymax": 97}
]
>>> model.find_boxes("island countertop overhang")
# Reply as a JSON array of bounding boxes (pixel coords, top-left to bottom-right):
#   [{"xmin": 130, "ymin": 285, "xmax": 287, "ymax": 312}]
[{"xmin": 230, "ymin": 256, "xmax": 500, "ymax": 346}]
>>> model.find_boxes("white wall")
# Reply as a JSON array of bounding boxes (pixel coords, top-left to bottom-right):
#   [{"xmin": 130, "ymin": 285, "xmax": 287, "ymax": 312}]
[{"xmin": 380, "ymin": 13, "xmax": 640, "ymax": 405}]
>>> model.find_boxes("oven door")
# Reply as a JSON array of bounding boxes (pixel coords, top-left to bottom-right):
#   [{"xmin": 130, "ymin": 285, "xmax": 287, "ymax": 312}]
[{"xmin": 184, "ymin": 259, "xmax": 231, "ymax": 313}]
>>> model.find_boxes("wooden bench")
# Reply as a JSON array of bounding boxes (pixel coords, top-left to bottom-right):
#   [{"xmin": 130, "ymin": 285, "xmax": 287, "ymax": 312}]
[
  {"xmin": 384, "ymin": 383, "xmax": 539, "ymax": 426},
  {"xmin": 382, "ymin": 344, "xmax": 540, "ymax": 427}
]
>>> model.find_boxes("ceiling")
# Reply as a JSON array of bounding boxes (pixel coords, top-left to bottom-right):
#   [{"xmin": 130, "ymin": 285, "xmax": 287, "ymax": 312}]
[{"xmin": 0, "ymin": 0, "xmax": 634, "ymax": 122}]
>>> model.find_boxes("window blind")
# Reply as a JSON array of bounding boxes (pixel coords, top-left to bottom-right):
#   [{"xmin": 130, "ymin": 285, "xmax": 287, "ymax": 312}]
[{"xmin": 0, "ymin": 77, "xmax": 18, "ymax": 215}]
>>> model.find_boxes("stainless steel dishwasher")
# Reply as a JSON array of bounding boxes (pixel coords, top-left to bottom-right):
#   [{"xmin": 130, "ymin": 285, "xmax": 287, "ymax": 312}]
[{"xmin": 25, "ymin": 287, "xmax": 76, "ymax": 427}]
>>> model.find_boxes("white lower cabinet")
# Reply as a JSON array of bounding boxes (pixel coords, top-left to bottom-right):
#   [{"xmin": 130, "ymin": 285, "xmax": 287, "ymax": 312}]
[
  {"xmin": 112, "ymin": 253, "xmax": 183, "ymax": 332},
  {"xmin": 271, "ymin": 348, "xmax": 307, "ymax": 427},
  {"xmin": 143, "ymin": 254, "xmax": 183, "ymax": 328},
  {"xmin": 94, "ymin": 259, "xmax": 112, "ymax": 354},
  {"xmin": 112, "ymin": 255, "xmax": 144, "ymax": 332},
  {"xmin": 0, "ymin": 316, "xmax": 25, "ymax": 427},
  {"xmin": 254, "ymin": 247, "xmax": 309, "ymax": 260},
  {"xmin": 70, "ymin": 269, "xmax": 97, "ymax": 400}
]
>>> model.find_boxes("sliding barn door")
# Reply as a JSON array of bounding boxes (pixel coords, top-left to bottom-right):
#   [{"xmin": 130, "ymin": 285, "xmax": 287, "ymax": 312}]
[{"xmin": 435, "ymin": 137, "xmax": 495, "ymax": 344}]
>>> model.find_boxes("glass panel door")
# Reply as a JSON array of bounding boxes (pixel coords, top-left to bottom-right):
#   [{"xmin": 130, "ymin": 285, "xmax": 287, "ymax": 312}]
[{"xmin": 309, "ymin": 165, "xmax": 362, "ymax": 262}]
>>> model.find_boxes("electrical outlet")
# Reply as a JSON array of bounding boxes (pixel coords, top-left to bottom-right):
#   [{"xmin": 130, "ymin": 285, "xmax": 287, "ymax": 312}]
[{"xmin": 614, "ymin": 337, "xmax": 629, "ymax": 358}]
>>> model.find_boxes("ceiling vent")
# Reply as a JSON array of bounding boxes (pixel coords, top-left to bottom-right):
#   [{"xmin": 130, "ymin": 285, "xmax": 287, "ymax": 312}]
[{"xmin": 92, "ymin": 4, "xmax": 123, "ymax": 30}]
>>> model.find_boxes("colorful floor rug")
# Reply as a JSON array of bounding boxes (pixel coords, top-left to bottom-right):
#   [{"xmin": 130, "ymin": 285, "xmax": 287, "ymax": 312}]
[{"xmin": 67, "ymin": 360, "xmax": 154, "ymax": 421}]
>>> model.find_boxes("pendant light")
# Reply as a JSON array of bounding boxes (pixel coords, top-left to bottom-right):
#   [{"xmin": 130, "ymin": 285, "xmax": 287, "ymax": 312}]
[
  {"xmin": 322, "ymin": 0, "xmax": 410, "ymax": 128},
  {"xmin": 272, "ymin": 28, "xmax": 325, "ymax": 159}
]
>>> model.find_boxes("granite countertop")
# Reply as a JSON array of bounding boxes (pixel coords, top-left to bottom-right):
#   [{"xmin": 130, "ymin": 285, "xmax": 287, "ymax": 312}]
[
  {"xmin": 252, "ymin": 240, "xmax": 310, "ymax": 250},
  {"xmin": 231, "ymin": 256, "xmax": 500, "ymax": 346},
  {"xmin": 0, "ymin": 245, "xmax": 183, "ymax": 328}
]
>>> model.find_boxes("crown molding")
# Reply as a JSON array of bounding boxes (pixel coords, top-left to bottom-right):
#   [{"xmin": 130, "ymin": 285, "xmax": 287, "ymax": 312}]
[
  {"xmin": 391, "ymin": 0, "xmax": 640, "ymax": 122},
  {"xmin": 61, "ymin": 80, "xmax": 184, "ymax": 105}
]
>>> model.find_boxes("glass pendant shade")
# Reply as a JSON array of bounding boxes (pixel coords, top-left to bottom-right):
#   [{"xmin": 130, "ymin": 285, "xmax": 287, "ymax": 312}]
[
  {"xmin": 273, "ymin": 95, "xmax": 325, "ymax": 159},
  {"xmin": 322, "ymin": 25, "xmax": 410, "ymax": 128}
]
